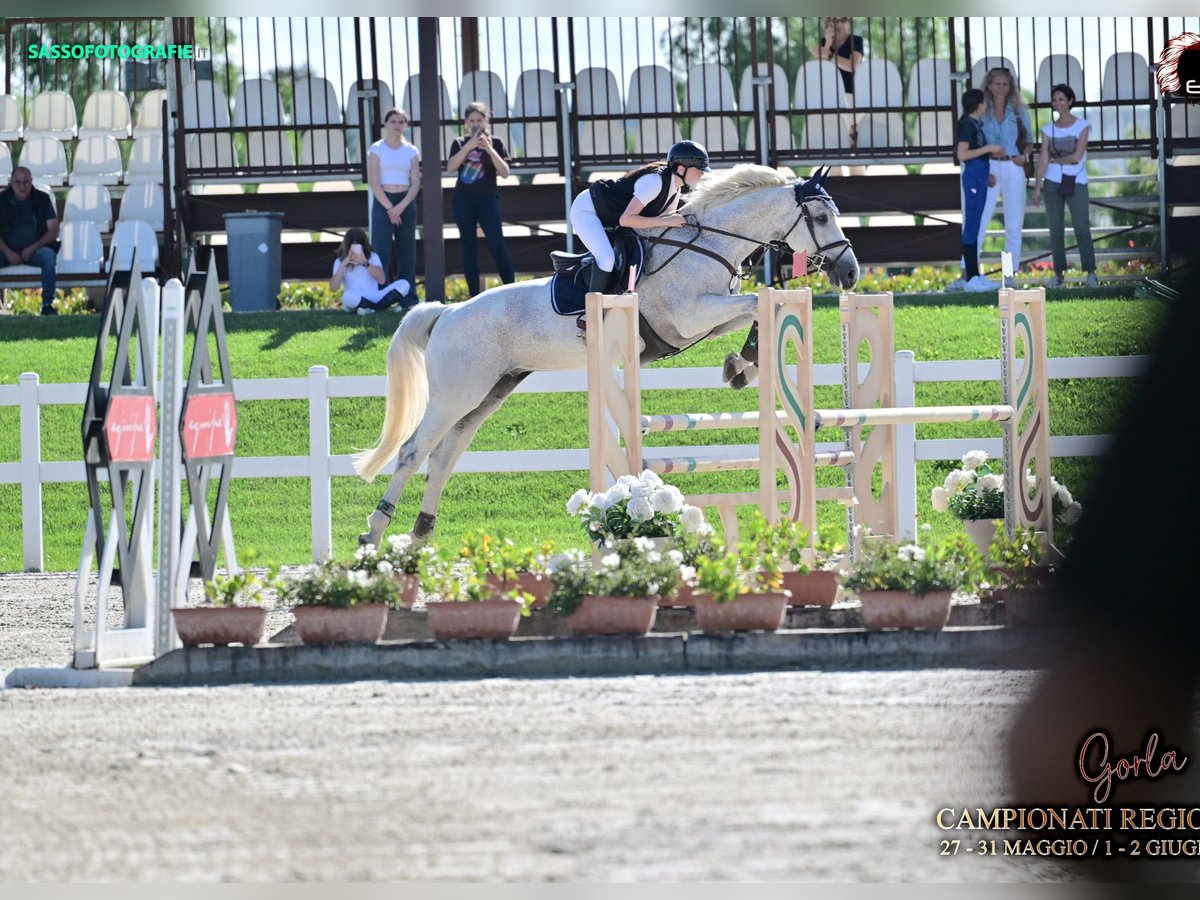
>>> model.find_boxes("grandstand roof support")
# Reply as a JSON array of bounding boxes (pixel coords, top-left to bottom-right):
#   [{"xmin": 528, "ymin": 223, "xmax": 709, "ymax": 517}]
[{"xmin": 418, "ymin": 17, "xmax": 446, "ymax": 299}]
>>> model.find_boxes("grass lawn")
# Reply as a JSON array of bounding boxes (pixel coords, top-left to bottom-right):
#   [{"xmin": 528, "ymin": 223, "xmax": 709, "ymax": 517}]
[{"xmin": 0, "ymin": 292, "xmax": 1168, "ymax": 572}]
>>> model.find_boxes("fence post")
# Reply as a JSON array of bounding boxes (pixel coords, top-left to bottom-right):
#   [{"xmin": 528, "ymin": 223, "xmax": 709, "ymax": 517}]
[
  {"xmin": 308, "ymin": 365, "xmax": 332, "ymax": 563},
  {"xmin": 894, "ymin": 350, "xmax": 917, "ymax": 542},
  {"xmin": 19, "ymin": 372, "xmax": 43, "ymax": 571}
]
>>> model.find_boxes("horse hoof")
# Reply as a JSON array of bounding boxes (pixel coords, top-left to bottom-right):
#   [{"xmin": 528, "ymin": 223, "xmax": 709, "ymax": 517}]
[
  {"xmin": 730, "ymin": 363, "xmax": 758, "ymax": 390},
  {"xmin": 722, "ymin": 352, "xmax": 744, "ymax": 383},
  {"xmin": 357, "ymin": 532, "xmax": 374, "ymax": 547}
]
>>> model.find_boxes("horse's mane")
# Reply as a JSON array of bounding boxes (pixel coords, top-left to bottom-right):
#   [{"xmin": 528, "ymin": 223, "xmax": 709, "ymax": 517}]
[{"xmin": 681, "ymin": 164, "xmax": 792, "ymax": 217}]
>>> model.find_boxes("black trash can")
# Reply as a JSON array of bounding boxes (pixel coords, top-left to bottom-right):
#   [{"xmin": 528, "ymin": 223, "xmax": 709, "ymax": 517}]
[{"xmin": 223, "ymin": 211, "xmax": 285, "ymax": 311}]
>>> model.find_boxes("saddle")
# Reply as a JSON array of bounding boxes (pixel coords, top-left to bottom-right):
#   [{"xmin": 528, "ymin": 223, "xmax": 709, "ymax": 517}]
[{"xmin": 549, "ymin": 228, "xmax": 644, "ymax": 317}]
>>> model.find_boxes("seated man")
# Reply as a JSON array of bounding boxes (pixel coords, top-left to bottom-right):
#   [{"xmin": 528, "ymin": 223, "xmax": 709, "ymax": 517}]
[{"xmin": 0, "ymin": 166, "xmax": 60, "ymax": 316}]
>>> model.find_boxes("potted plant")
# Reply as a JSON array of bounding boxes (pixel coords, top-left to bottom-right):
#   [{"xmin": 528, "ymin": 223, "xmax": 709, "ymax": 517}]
[
  {"xmin": 481, "ymin": 537, "xmax": 558, "ymax": 608},
  {"xmin": 174, "ymin": 552, "xmax": 280, "ymax": 647},
  {"xmin": 984, "ymin": 525, "xmax": 1059, "ymax": 627},
  {"xmin": 931, "ymin": 450, "xmax": 1006, "ymax": 553},
  {"xmin": 566, "ymin": 470, "xmax": 712, "ymax": 546},
  {"xmin": 839, "ymin": 530, "xmax": 976, "ymax": 631},
  {"xmin": 760, "ymin": 517, "xmax": 845, "ymax": 608},
  {"xmin": 279, "ymin": 559, "xmax": 401, "ymax": 644},
  {"xmin": 420, "ymin": 534, "xmax": 535, "ymax": 640},
  {"xmin": 664, "ymin": 526, "xmax": 713, "ymax": 606},
  {"xmin": 547, "ymin": 538, "xmax": 680, "ymax": 635},
  {"xmin": 691, "ymin": 524, "xmax": 789, "ymax": 633},
  {"xmin": 352, "ymin": 533, "xmax": 434, "ymax": 607}
]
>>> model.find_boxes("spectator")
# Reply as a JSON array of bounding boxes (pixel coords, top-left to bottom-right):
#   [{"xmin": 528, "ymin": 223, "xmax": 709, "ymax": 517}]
[
  {"xmin": 569, "ymin": 140, "xmax": 709, "ymax": 294},
  {"xmin": 0, "ymin": 166, "xmax": 59, "ymax": 316},
  {"xmin": 367, "ymin": 107, "xmax": 420, "ymax": 292},
  {"xmin": 330, "ymin": 227, "xmax": 412, "ymax": 316},
  {"xmin": 813, "ymin": 16, "xmax": 864, "ymax": 100},
  {"xmin": 446, "ymin": 101, "xmax": 516, "ymax": 297},
  {"xmin": 977, "ymin": 66, "xmax": 1034, "ymax": 287},
  {"xmin": 946, "ymin": 90, "xmax": 1005, "ymax": 293},
  {"xmin": 1031, "ymin": 83, "xmax": 1099, "ymax": 288}
]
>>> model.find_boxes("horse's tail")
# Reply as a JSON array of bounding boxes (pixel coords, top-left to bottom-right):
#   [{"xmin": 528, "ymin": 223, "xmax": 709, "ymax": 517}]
[{"xmin": 352, "ymin": 303, "xmax": 448, "ymax": 482}]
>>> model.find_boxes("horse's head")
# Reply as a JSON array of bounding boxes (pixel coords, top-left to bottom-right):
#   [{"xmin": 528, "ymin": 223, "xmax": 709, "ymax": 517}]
[{"xmin": 785, "ymin": 166, "xmax": 858, "ymax": 291}]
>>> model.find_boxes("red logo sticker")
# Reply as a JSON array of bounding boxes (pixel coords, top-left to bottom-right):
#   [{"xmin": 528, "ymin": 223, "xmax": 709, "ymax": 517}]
[
  {"xmin": 182, "ymin": 392, "xmax": 238, "ymax": 459},
  {"xmin": 104, "ymin": 394, "xmax": 157, "ymax": 463}
]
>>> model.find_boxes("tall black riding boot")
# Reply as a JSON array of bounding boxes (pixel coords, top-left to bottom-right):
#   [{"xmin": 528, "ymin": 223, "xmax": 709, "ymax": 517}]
[{"xmin": 588, "ymin": 263, "xmax": 611, "ymax": 295}]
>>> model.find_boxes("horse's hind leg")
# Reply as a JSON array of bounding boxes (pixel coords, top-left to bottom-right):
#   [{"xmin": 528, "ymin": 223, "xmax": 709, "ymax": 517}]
[
  {"xmin": 415, "ymin": 372, "xmax": 529, "ymax": 539},
  {"xmin": 359, "ymin": 386, "xmax": 493, "ymax": 548}
]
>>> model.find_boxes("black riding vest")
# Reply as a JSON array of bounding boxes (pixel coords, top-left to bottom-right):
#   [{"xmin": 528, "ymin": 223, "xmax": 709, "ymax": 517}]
[{"xmin": 588, "ymin": 167, "xmax": 675, "ymax": 229}]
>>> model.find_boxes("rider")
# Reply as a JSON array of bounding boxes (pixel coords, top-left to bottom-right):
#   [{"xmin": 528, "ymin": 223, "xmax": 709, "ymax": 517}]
[{"xmin": 570, "ymin": 139, "xmax": 711, "ymax": 293}]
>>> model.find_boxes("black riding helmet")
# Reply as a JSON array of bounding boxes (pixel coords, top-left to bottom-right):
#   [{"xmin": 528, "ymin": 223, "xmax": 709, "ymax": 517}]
[{"xmin": 667, "ymin": 139, "xmax": 711, "ymax": 174}]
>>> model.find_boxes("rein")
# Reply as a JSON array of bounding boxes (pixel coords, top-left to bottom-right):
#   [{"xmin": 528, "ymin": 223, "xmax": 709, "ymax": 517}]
[{"xmin": 640, "ymin": 193, "xmax": 849, "ymax": 285}]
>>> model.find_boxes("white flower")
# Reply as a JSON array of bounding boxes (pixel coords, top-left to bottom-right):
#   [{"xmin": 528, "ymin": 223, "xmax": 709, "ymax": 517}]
[
  {"xmin": 897, "ymin": 544, "xmax": 926, "ymax": 563},
  {"xmin": 547, "ymin": 550, "xmax": 585, "ymax": 574},
  {"xmin": 679, "ymin": 564, "xmax": 697, "ymax": 584},
  {"xmin": 633, "ymin": 536, "xmax": 656, "ymax": 552},
  {"xmin": 596, "ymin": 484, "xmax": 629, "ymax": 510},
  {"xmin": 349, "ymin": 569, "xmax": 370, "ymax": 586},
  {"xmin": 961, "ymin": 450, "xmax": 988, "ymax": 471},
  {"xmin": 681, "ymin": 505, "xmax": 706, "ymax": 533},
  {"xmin": 647, "ymin": 582, "xmax": 660, "ymax": 595},
  {"xmin": 387, "ymin": 533, "xmax": 413, "ymax": 553},
  {"xmin": 1056, "ymin": 484, "xmax": 1073, "ymax": 507},
  {"xmin": 667, "ymin": 550, "xmax": 684, "ymax": 566},
  {"xmin": 600, "ymin": 553, "xmax": 620, "ymax": 569},
  {"xmin": 566, "ymin": 488, "xmax": 592, "ymax": 516},
  {"xmin": 355, "ymin": 543, "xmax": 373, "ymax": 560},
  {"xmin": 931, "ymin": 486, "xmax": 949, "ymax": 513},
  {"xmin": 695, "ymin": 522, "xmax": 716, "ymax": 538},
  {"xmin": 647, "ymin": 551, "xmax": 662, "ymax": 564},
  {"xmin": 1063, "ymin": 501, "xmax": 1082, "ymax": 525},
  {"xmin": 628, "ymin": 496, "xmax": 655, "ymax": 522},
  {"xmin": 638, "ymin": 469, "xmax": 664, "ymax": 488},
  {"xmin": 376, "ymin": 560, "xmax": 394, "ymax": 576},
  {"xmin": 616, "ymin": 474, "xmax": 640, "ymax": 488},
  {"xmin": 630, "ymin": 479, "xmax": 656, "ymax": 500},
  {"xmin": 650, "ymin": 485, "xmax": 685, "ymax": 514},
  {"xmin": 943, "ymin": 469, "xmax": 972, "ymax": 495},
  {"xmin": 976, "ymin": 473, "xmax": 1004, "ymax": 493}
]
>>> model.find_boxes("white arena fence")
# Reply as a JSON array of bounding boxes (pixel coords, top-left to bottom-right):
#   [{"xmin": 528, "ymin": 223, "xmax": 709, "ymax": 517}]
[{"xmin": 2, "ymin": 354, "xmax": 1149, "ymax": 571}]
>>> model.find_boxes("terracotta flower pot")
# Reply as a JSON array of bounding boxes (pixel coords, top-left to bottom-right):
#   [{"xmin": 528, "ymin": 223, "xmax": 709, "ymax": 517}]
[
  {"xmin": 856, "ymin": 589, "xmax": 953, "ymax": 631},
  {"xmin": 393, "ymin": 573, "xmax": 421, "ymax": 608},
  {"xmin": 172, "ymin": 606, "xmax": 268, "ymax": 647},
  {"xmin": 566, "ymin": 596, "xmax": 657, "ymax": 636},
  {"xmin": 780, "ymin": 570, "xmax": 839, "ymax": 607},
  {"xmin": 292, "ymin": 604, "xmax": 389, "ymax": 644},
  {"xmin": 485, "ymin": 573, "xmax": 554, "ymax": 608},
  {"xmin": 693, "ymin": 592, "xmax": 788, "ymax": 633},
  {"xmin": 661, "ymin": 582, "xmax": 698, "ymax": 607},
  {"xmin": 426, "ymin": 599, "xmax": 522, "ymax": 640}
]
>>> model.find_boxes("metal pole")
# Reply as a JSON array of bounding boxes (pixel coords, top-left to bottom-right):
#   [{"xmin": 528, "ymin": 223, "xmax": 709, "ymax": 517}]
[
  {"xmin": 1151, "ymin": 63, "xmax": 1170, "ymax": 277},
  {"xmin": 558, "ymin": 80, "xmax": 576, "ymax": 252}
]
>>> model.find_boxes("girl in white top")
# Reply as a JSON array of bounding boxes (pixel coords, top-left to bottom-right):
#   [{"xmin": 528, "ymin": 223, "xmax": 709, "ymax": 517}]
[
  {"xmin": 330, "ymin": 228, "xmax": 412, "ymax": 314},
  {"xmin": 368, "ymin": 107, "xmax": 421, "ymax": 291},
  {"xmin": 1031, "ymin": 83, "xmax": 1097, "ymax": 287}
]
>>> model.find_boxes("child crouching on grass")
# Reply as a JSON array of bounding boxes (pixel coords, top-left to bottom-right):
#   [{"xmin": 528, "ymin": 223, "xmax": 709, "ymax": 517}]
[
  {"xmin": 330, "ymin": 228, "xmax": 414, "ymax": 315},
  {"xmin": 947, "ymin": 89, "xmax": 1004, "ymax": 293}
]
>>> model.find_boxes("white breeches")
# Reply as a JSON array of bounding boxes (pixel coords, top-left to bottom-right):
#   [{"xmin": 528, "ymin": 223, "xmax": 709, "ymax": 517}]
[
  {"xmin": 977, "ymin": 159, "xmax": 1027, "ymax": 270},
  {"xmin": 570, "ymin": 191, "xmax": 615, "ymax": 272}
]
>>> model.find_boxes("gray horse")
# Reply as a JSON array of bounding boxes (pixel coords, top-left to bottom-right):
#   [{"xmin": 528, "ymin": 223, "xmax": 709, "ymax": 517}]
[{"xmin": 353, "ymin": 164, "xmax": 859, "ymax": 545}]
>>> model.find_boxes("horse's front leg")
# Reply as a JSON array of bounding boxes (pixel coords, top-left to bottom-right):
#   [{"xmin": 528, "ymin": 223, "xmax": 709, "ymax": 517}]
[{"xmin": 677, "ymin": 292, "xmax": 761, "ymax": 389}]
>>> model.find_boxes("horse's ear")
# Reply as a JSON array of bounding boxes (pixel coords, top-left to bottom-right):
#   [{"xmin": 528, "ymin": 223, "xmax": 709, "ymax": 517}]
[{"xmin": 812, "ymin": 165, "xmax": 831, "ymax": 187}]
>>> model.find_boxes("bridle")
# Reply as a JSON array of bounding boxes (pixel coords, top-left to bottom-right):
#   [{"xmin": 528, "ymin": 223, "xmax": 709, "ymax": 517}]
[{"xmin": 640, "ymin": 171, "xmax": 853, "ymax": 286}]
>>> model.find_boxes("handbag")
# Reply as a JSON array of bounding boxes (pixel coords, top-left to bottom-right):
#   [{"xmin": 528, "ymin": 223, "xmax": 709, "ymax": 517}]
[
  {"xmin": 1015, "ymin": 117, "xmax": 1036, "ymax": 179},
  {"xmin": 1058, "ymin": 173, "xmax": 1077, "ymax": 197}
]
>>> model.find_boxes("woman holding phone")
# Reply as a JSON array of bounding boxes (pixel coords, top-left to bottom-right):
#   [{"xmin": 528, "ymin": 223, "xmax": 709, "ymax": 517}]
[
  {"xmin": 446, "ymin": 101, "xmax": 515, "ymax": 297},
  {"xmin": 330, "ymin": 228, "xmax": 412, "ymax": 315}
]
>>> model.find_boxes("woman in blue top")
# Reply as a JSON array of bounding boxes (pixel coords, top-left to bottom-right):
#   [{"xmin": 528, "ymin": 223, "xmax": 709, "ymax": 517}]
[{"xmin": 976, "ymin": 67, "xmax": 1034, "ymax": 286}]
